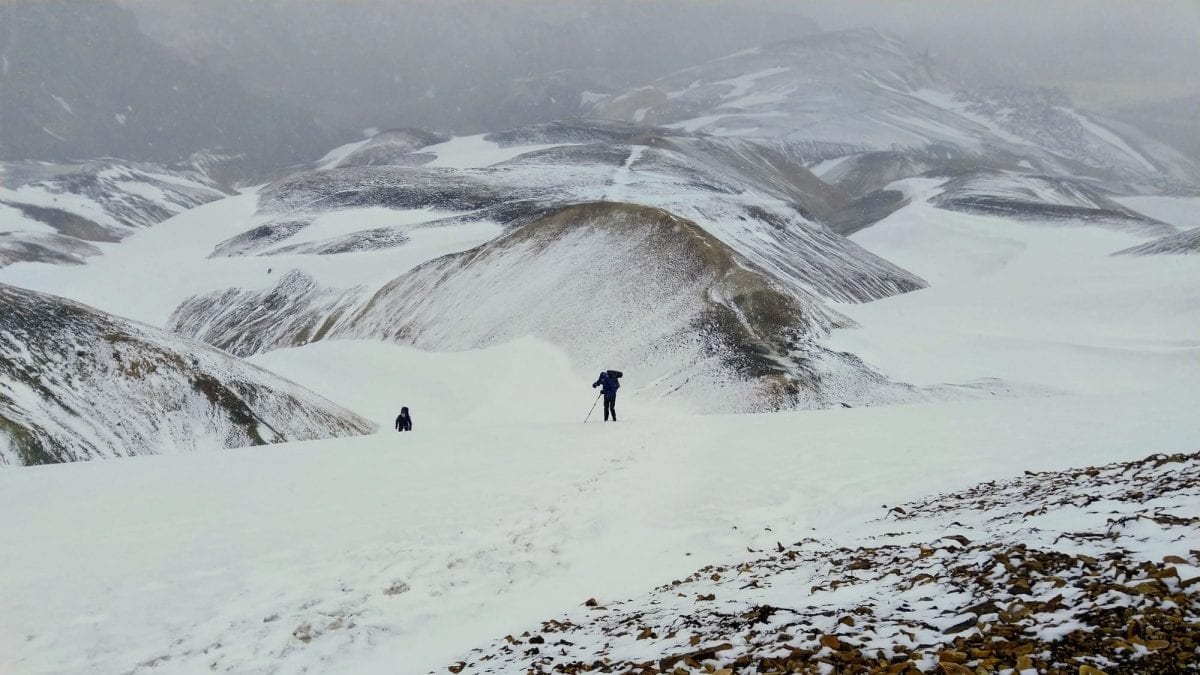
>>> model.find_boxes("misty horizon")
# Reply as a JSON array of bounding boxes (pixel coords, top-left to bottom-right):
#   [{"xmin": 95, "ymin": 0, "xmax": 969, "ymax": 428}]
[{"xmin": 3, "ymin": 0, "xmax": 1196, "ymax": 173}]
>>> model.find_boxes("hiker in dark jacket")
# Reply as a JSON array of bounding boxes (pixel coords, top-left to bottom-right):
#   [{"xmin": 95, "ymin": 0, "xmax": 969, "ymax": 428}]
[
  {"xmin": 395, "ymin": 406, "xmax": 412, "ymax": 432},
  {"xmin": 592, "ymin": 370, "xmax": 622, "ymax": 421}
]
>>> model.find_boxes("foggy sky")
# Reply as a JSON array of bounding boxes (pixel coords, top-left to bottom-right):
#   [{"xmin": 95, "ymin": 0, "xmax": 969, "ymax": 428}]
[
  {"xmin": 123, "ymin": 0, "xmax": 1199, "ymax": 109},
  {"xmin": 8, "ymin": 0, "xmax": 1194, "ymax": 167}
]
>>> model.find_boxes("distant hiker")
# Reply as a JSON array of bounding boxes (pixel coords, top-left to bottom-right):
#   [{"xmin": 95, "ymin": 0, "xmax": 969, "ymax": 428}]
[
  {"xmin": 395, "ymin": 406, "xmax": 412, "ymax": 432},
  {"xmin": 592, "ymin": 370, "xmax": 623, "ymax": 422}
]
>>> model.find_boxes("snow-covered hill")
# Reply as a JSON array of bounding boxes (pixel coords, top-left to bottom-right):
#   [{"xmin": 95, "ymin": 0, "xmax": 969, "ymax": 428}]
[
  {"xmin": 95, "ymin": 123, "xmax": 934, "ymax": 412},
  {"xmin": 0, "ymin": 17, "xmax": 1196, "ymax": 675},
  {"xmin": 336, "ymin": 202, "xmax": 910, "ymax": 411},
  {"xmin": 590, "ymin": 29, "xmax": 1200, "ymax": 191},
  {"xmin": 7, "ymin": 120, "xmax": 1190, "ymax": 413},
  {"xmin": 0, "ymin": 158, "xmax": 225, "ymax": 267},
  {"xmin": 0, "ymin": 283, "xmax": 373, "ymax": 465}
]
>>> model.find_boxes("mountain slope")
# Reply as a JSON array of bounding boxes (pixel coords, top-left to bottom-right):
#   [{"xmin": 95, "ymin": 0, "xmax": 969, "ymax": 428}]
[
  {"xmin": 151, "ymin": 124, "xmax": 930, "ymax": 412},
  {"xmin": 0, "ymin": 283, "xmax": 374, "ymax": 465},
  {"xmin": 0, "ymin": 158, "xmax": 226, "ymax": 267},
  {"xmin": 590, "ymin": 29, "xmax": 1199, "ymax": 191},
  {"xmin": 2, "ymin": 386, "xmax": 1194, "ymax": 674},
  {"xmin": 338, "ymin": 202, "xmax": 901, "ymax": 411},
  {"xmin": 452, "ymin": 452, "xmax": 1200, "ymax": 674}
]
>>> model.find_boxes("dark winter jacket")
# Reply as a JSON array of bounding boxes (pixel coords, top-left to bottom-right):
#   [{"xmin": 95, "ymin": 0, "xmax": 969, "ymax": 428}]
[
  {"xmin": 395, "ymin": 407, "xmax": 412, "ymax": 432},
  {"xmin": 592, "ymin": 370, "xmax": 622, "ymax": 396}
]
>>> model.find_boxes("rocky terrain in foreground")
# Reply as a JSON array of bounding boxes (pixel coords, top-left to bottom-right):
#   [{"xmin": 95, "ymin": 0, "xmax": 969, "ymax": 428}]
[{"xmin": 449, "ymin": 452, "xmax": 1200, "ymax": 674}]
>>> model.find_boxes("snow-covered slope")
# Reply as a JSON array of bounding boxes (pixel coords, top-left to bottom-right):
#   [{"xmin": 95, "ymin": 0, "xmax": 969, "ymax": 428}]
[
  {"xmin": 319, "ymin": 128, "xmax": 448, "ymax": 169},
  {"xmin": 35, "ymin": 122, "xmax": 930, "ymax": 413},
  {"xmin": 928, "ymin": 170, "xmax": 1175, "ymax": 235},
  {"xmin": 1, "ymin": 389, "xmax": 1194, "ymax": 674},
  {"xmin": 0, "ymin": 283, "xmax": 373, "ymax": 465},
  {"xmin": 1113, "ymin": 195, "xmax": 1200, "ymax": 231},
  {"xmin": 0, "ymin": 158, "xmax": 225, "ymax": 267},
  {"xmin": 454, "ymin": 451, "xmax": 1199, "ymax": 674},
  {"xmin": 0, "ymin": 231, "xmax": 100, "ymax": 267},
  {"xmin": 1114, "ymin": 227, "xmax": 1200, "ymax": 256},
  {"xmin": 827, "ymin": 179, "xmax": 1200, "ymax": 397},
  {"xmin": 336, "ymin": 202, "xmax": 910, "ymax": 411},
  {"xmin": 590, "ymin": 29, "xmax": 1199, "ymax": 191}
]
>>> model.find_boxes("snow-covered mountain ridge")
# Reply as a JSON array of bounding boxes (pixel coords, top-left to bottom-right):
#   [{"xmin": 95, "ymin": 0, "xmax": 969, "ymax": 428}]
[
  {"xmin": 0, "ymin": 158, "xmax": 225, "ymax": 267},
  {"xmin": 0, "ymin": 283, "xmax": 373, "ymax": 464},
  {"xmin": 0, "ymin": 0, "xmax": 343, "ymax": 171},
  {"xmin": 591, "ymin": 29, "xmax": 1200, "ymax": 192}
]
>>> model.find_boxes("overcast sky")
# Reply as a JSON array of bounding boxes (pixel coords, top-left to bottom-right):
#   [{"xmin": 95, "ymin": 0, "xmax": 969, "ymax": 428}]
[
  {"xmin": 798, "ymin": 0, "xmax": 1199, "ymax": 105},
  {"xmin": 123, "ymin": 0, "xmax": 1198, "ymax": 109}
]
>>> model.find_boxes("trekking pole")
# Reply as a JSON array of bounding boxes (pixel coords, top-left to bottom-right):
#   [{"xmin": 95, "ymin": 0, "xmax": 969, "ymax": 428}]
[{"xmin": 584, "ymin": 393, "xmax": 602, "ymax": 423}]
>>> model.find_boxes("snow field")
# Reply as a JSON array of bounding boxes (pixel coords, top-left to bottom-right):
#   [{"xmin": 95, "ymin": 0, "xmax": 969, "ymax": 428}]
[
  {"xmin": 0, "ymin": 192, "xmax": 503, "ymax": 326},
  {"xmin": 1113, "ymin": 195, "xmax": 1200, "ymax": 231},
  {"xmin": 249, "ymin": 337, "xmax": 690, "ymax": 431},
  {"xmin": 2, "ymin": 389, "xmax": 1196, "ymax": 674},
  {"xmin": 829, "ymin": 188, "xmax": 1200, "ymax": 395},
  {"xmin": 423, "ymin": 135, "xmax": 571, "ymax": 169}
]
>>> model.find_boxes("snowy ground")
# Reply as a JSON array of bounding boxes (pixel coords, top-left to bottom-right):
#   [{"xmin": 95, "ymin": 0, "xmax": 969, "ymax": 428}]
[
  {"xmin": 454, "ymin": 451, "xmax": 1200, "ymax": 673},
  {"xmin": 2, "ymin": 390, "xmax": 1196, "ymax": 675},
  {"xmin": 1113, "ymin": 195, "xmax": 1200, "ymax": 231},
  {"xmin": 0, "ymin": 191, "xmax": 502, "ymax": 326},
  {"xmin": 1, "ymin": 181, "xmax": 1197, "ymax": 673},
  {"xmin": 828, "ymin": 182, "xmax": 1200, "ymax": 397}
]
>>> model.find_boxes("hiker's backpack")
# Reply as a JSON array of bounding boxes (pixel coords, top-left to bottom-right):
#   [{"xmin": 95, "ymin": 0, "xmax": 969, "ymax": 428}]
[{"xmin": 606, "ymin": 370, "xmax": 623, "ymax": 389}]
